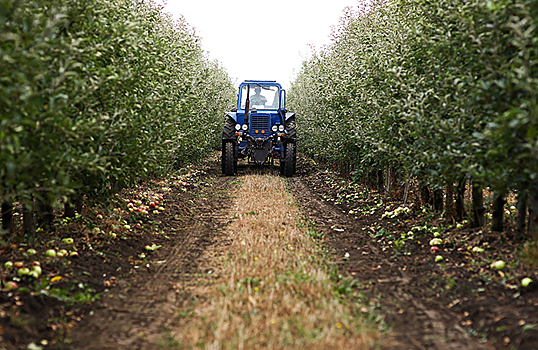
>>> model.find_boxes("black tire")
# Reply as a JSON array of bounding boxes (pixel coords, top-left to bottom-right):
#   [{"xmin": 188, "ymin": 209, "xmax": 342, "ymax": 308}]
[
  {"xmin": 222, "ymin": 117, "xmax": 237, "ymax": 175},
  {"xmin": 283, "ymin": 142, "xmax": 296, "ymax": 177},
  {"xmin": 285, "ymin": 116, "xmax": 297, "ymax": 141},
  {"xmin": 222, "ymin": 117, "xmax": 236, "ymax": 139},
  {"xmin": 222, "ymin": 141, "xmax": 236, "ymax": 176}
]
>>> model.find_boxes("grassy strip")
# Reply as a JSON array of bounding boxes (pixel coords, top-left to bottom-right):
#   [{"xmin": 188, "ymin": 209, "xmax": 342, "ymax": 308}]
[{"xmin": 171, "ymin": 174, "xmax": 380, "ymax": 349}]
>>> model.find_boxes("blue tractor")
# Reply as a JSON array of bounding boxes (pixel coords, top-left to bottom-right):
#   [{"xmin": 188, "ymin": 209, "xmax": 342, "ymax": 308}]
[{"xmin": 221, "ymin": 80, "xmax": 297, "ymax": 177}]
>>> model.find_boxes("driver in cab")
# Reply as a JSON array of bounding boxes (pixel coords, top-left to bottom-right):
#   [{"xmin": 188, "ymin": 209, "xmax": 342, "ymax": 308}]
[{"xmin": 250, "ymin": 86, "xmax": 267, "ymax": 106}]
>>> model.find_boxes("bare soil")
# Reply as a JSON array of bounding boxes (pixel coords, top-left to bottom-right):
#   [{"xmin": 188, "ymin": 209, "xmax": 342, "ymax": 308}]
[
  {"xmin": 289, "ymin": 158, "xmax": 538, "ymax": 350},
  {"xmin": 1, "ymin": 154, "xmax": 537, "ymax": 349}
]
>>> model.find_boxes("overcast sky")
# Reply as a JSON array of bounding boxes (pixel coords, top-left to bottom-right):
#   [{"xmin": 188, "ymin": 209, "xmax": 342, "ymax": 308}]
[{"xmin": 160, "ymin": 0, "xmax": 360, "ymax": 89}]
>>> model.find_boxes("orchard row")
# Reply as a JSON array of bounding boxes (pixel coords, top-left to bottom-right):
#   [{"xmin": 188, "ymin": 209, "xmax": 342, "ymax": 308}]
[
  {"xmin": 289, "ymin": 0, "xmax": 538, "ymax": 236},
  {"xmin": 0, "ymin": 0, "xmax": 235, "ymax": 234}
]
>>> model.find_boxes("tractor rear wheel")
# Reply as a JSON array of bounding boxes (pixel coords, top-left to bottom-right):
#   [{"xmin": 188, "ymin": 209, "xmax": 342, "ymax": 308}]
[
  {"xmin": 283, "ymin": 142, "xmax": 296, "ymax": 177},
  {"xmin": 222, "ymin": 141, "xmax": 236, "ymax": 176}
]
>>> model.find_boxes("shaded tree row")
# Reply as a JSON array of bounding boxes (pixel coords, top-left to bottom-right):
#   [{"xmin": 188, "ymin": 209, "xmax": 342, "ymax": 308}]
[
  {"xmin": 0, "ymin": 0, "xmax": 235, "ymax": 237},
  {"xmin": 289, "ymin": 0, "xmax": 538, "ymax": 237}
]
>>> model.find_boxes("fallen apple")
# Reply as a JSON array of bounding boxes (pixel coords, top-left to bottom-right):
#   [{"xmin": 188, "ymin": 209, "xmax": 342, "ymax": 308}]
[
  {"xmin": 17, "ymin": 267, "xmax": 30, "ymax": 277},
  {"xmin": 27, "ymin": 248, "xmax": 37, "ymax": 255},
  {"xmin": 69, "ymin": 251, "xmax": 79, "ymax": 257},
  {"xmin": 61, "ymin": 238, "xmax": 74, "ymax": 245},
  {"xmin": 429, "ymin": 238, "xmax": 443, "ymax": 246},
  {"xmin": 435, "ymin": 255, "xmax": 444, "ymax": 263},
  {"xmin": 4, "ymin": 261, "xmax": 13, "ymax": 269},
  {"xmin": 57, "ymin": 249, "xmax": 68, "ymax": 258},
  {"xmin": 145, "ymin": 244, "xmax": 162, "ymax": 251},
  {"xmin": 430, "ymin": 246, "xmax": 440, "ymax": 253},
  {"xmin": 472, "ymin": 247, "xmax": 484, "ymax": 253},
  {"xmin": 490, "ymin": 260, "xmax": 506, "ymax": 270},
  {"xmin": 14, "ymin": 261, "xmax": 24, "ymax": 268},
  {"xmin": 31, "ymin": 265, "xmax": 42, "ymax": 277},
  {"xmin": 45, "ymin": 249, "xmax": 56, "ymax": 258},
  {"xmin": 521, "ymin": 277, "xmax": 533, "ymax": 287},
  {"xmin": 4, "ymin": 281, "xmax": 18, "ymax": 290}
]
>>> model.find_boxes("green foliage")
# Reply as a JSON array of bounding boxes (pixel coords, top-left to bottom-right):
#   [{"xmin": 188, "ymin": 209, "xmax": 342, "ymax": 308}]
[
  {"xmin": 289, "ymin": 0, "xmax": 538, "ymax": 197},
  {"xmin": 0, "ymin": 0, "xmax": 235, "ymax": 211}
]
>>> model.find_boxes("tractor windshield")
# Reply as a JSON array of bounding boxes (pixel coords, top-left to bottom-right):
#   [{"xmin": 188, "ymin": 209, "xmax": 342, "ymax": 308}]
[{"xmin": 240, "ymin": 85, "xmax": 280, "ymax": 110}]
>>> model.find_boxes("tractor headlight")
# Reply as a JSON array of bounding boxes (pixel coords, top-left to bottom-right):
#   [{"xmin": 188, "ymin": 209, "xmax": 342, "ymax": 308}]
[
  {"xmin": 235, "ymin": 124, "xmax": 241, "ymax": 131},
  {"xmin": 271, "ymin": 125, "xmax": 278, "ymax": 132},
  {"xmin": 242, "ymin": 124, "xmax": 248, "ymax": 131},
  {"xmin": 278, "ymin": 125, "xmax": 285, "ymax": 132}
]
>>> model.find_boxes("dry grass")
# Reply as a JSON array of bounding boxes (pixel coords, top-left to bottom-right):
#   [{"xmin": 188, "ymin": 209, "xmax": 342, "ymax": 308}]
[{"xmin": 171, "ymin": 174, "xmax": 380, "ymax": 349}]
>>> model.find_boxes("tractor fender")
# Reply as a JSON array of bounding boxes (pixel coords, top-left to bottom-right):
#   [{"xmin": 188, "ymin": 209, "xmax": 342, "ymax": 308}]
[
  {"xmin": 283, "ymin": 112, "xmax": 297, "ymax": 144},
  {"xmin": 284, "ymin": 112, "xmax": 295, "ymax": 121},
  {"xmin": 226, "ymin": 111, "xmax": 238, "ymax": 123},
  {"xmin": 222, "ymin": 114, "xmax": 238, "ymax": 142}
]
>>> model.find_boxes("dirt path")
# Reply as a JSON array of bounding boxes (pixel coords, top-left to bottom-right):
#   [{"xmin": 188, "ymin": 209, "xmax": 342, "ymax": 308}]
[
  {"xmin": 287, "ymin": 176, "xmax": 493, "ymax": 350},
  {"xmin": 19, "ymin": 156, "xmax": 534, "ymax": 350},
  {"xmin": 65, "ymin": 174, "xmax": 234, "ymax": 350}
]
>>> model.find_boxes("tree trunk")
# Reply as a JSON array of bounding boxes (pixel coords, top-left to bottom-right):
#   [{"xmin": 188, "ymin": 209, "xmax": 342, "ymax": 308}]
[
  {"xmin": 434, "ymin": 187, "xmax": 443, "ymax": 212},
  {"xmin": 491, "ymin": 193, "xmax": 505, "ymax": 232},
  {"xmin": 529, "ymin": 191, "xmax": 538, "ymax": 238},
  {"xmin": 472, "ymin": 181, "xmax": 485, "ymax": 228},
  {"xmin": 455, "ymin": 178, "xmax": 466, "ymax": 222},
  {"xmin": 420, "ymin": 185, "xmax": 431, "ymax": 207},
  {"xmin": 445, "ymin": 182, "xmax": 455, "ymax": 220},
  {"xmin": 377, "ymin": 169, "xmax": 384, "ymax": 193},
  {"xmin": 385, "ymin": 168, "xmax": 392, "ymax": 196},
  {"xmin": 516, "ymin": 191, "xmax": 527, "ymax": 240},
  {"xmin": 22, "ymin": 204, "xmax": 36, "ymax": 240},
  {"xmin": 36, "ymin": 197, "xmax": 54, "ymax": 229},
  {"xmin": 64, "ymin": 202, "xmax": 76, "ymax": 218},
  {"xmin": 1, "ymin": 201, "xmax": 13, "ymax": 234},
  {"xmin": 64, "ymin": 194, "xmax": 83, "ymax": 218},
  {"xmin": 403, "ymin": 179, "xmax": 411, "ymax": 205}
]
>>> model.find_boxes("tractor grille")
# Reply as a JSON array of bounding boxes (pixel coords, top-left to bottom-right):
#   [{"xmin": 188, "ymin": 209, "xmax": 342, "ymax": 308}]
[{"xmin": 250, "ymin": 114, "xmax": 270, "ymax": 134}]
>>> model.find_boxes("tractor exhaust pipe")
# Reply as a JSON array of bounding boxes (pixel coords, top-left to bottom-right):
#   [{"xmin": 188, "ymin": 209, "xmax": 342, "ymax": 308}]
[{"xmin": 245, "ymin": 85, "xmax": 250, "ymax": 128}]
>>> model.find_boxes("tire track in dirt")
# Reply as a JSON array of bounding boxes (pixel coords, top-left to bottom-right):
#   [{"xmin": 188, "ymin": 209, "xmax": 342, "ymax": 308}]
[
  {"xmin": 287, "ymin": 176, "xmax": 494, "ymax": 350},
  {"xmin": 66, "ymin": 176, "xmax": 233, "ymax": 350}
]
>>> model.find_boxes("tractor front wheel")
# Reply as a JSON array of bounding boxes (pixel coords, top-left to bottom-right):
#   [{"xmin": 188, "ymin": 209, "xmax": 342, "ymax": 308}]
[
  {"xmin": 283, "ymin": 142, "xmax": 296, "ymax": 177},
  {"xmin": 222, "ymin": 141, "xmax": 236, "ymax": 176}
]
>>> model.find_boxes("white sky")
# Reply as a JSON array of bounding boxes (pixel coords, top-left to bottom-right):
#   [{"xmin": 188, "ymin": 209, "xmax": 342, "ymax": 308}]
[{"xmin": 160, "ymin": 0, "xmax": 360, "ymax": 89}]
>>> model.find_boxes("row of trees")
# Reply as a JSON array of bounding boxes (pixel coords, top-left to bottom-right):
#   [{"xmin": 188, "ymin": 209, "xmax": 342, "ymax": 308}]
[
  {"xmin": 0, "ymin": 0, "xmax": 235, "ymax": 235},
  {"xmin": 289, "ymin": 0, "xmax": 538, "ymax": 236}
]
